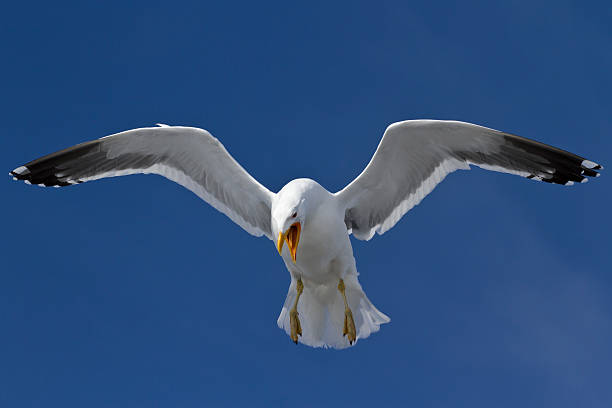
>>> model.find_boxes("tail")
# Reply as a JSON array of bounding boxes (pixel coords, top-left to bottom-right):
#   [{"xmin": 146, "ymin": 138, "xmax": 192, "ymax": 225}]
[{"xmin": 277, "ymin": 276, "xmax": 390, "ymax": 349}]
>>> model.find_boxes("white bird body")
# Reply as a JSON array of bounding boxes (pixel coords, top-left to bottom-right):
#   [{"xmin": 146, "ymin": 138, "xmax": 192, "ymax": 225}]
[
  {"xmin": 10, "ymin": 120, "xmax": 602, "ymax": 349},
  {"xmin": 275, "ymin": 179, "xmax": 345, "ymax": 283},
  {"xmin": 273, "ymin": 179, "xmax": 389, "ymax": 347}
]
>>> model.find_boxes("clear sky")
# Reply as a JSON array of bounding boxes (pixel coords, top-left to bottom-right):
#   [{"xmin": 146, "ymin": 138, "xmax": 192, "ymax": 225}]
[{"xmin": 1, "ymin": 1, "xmax": 610, "ymax": 407}]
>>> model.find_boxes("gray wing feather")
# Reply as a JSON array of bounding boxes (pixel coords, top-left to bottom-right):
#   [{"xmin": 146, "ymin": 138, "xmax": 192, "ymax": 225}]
[
  {"xmin": 336, "ymin": 120, "xmax": 602, "ymax": 241},
  {"xmin": 10, "ymin": 126, "xmax": 274, "ymax": 238}
]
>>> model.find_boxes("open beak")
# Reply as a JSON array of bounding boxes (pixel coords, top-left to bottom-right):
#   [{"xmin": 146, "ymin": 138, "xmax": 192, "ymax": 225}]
[{"xmin": 277, "ymin": 222, "xmax": 301, "ymax": 263}]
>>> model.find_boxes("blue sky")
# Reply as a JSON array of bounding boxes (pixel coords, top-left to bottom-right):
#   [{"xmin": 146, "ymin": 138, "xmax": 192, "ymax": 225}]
[{"xmin": 1, "ymin": 1, "xmax": 610, "ymax": 407}]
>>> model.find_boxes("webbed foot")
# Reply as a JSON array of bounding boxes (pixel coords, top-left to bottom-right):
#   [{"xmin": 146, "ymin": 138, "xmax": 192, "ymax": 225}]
[
  {"xmin": 338, "ymin": 278, "xmax": 357, "ymax": 345},
  {"xmin": 289, "ymin": 278, "xmax": 304, "ymax": 344},
  {"xmin": 290, "ymin": 308, "xmax": 302, "ymax": 344},
  {"xmin": 343, "ymin": 307, "xmax": 357, "ymax": 344}
]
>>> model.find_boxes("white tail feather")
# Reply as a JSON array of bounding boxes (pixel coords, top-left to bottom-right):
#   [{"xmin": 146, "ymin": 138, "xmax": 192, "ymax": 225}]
[{"xmin": 277, "ymin": 276, "xmax": 390, "ymax": 349}]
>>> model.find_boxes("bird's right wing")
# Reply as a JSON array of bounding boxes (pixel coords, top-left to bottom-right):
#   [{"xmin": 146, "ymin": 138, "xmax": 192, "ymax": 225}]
[
  {"xmin": 336, "ymin": 120, "xmax": 602, "ymax": 241},
  {"xmin": 10, "ymin": 125, "xmax": 274, "ymax": 239}
]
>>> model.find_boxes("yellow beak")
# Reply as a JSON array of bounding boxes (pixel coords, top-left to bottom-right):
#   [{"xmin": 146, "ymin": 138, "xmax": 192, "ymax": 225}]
[{"xmin": 277, "ymin": 222, "xmax": 301, "ymax": 263}]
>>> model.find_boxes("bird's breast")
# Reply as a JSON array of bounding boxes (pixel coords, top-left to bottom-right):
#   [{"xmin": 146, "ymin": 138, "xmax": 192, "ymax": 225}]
[{"xmin": 291, "ymin": 202, "xmax": 353, "ymax": 280}]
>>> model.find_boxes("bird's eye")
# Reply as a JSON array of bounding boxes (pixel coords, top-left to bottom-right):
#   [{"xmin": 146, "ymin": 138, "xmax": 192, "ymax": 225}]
[{"xmin": 291, "ymin": 212, "xmax": 297, "ymax": 218}]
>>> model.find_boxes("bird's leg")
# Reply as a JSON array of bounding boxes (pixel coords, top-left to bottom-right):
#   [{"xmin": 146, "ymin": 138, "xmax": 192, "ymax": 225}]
[
  {"xmin": 289, "ymin": 278, "xmax": 304, "ymax": 344},
  {"xmin": 337, "ymin": 278, "xmax": 356, "ymax": 344}
]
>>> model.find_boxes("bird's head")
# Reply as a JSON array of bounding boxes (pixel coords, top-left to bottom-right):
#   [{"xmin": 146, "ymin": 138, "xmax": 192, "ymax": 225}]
[
  {"xmin": 273, "ymin": 179, "xmax": 320, "ymax": 263},
  {"xmin": 273, "ymin": 198, "xmax": 305, "ymax": 263}
]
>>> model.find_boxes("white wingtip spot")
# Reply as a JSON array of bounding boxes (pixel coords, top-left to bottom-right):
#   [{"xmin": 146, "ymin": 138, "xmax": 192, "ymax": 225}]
[
  {"xmin": 565, "ymin": 181, "xmax": 574, "ymax": 186},
  {"xmin": 581, "ymin": 178, "xmax": 589, "ymax": 184},
  {"xmin": 581, "ymin": 160, "xmax": 599, "ymax": 169},
  {"xmin": 596, "ymin": 173, "xmax": 601, "ymax": 177},
  {"xmin": 156, "ymin": 123, "xmax": 170, "ymax": 127},
  {"xmin": 24, "ymin": 180, "xmax": 31, "ymax": 185},
  {"xmin": 12, "ymin": 177, "xmax": 17, "ymax": 181},
  {"xmin": 12, "ymin": 166, "xmax": 29, "ymax": 175}
]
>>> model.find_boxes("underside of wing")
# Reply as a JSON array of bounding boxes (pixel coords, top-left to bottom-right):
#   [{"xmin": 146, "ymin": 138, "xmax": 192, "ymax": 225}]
[
  {"xmin": 10, "ymin": 125, "xmax": 274, "ymax": 238},
  {"xmin": 336, "ymin": 120, "xmax": 602, "ymax": 240}
]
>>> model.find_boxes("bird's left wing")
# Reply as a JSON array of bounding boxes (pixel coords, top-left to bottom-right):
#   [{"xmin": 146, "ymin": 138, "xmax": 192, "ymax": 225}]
[
  {"xmin": 10, "ymin": 125, "xmax": 274, "ymax": 238},
  {"xmin": 335, "ymin": 120, "xmax": 602, "ymax": 240}
]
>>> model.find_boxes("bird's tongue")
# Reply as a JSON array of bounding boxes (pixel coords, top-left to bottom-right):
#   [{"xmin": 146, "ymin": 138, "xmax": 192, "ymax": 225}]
[{"xmin": 286, "ymin": 223, "xmax": 301, "ymax": 262}]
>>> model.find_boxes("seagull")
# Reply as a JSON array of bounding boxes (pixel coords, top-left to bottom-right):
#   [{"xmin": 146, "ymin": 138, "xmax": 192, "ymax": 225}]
[{"xmin": 10, "ymin": 120, "xmax": 602, "ymax": 348}]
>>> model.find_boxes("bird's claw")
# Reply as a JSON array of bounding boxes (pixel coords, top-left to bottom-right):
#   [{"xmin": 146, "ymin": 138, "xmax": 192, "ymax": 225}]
[
  {"xmin": 343, "ymin": 307, "xmax": 356, "ymax": 345},
  {"xmin": 290, "ymin": 308, "xmax": 302, "ymax": 344}
]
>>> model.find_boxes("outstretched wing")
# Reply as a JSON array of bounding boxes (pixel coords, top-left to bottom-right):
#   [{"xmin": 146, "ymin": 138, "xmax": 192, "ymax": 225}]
[
  {"xmin": 10, "ymin": 125, "xmax": 274, "ymax": 238},
  {"xmin": 336, "ymin": 120, "xmax": 602, "ymax": 240}
]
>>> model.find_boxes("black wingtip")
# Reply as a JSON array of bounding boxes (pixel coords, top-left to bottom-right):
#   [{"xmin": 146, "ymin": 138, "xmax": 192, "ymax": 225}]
[
  {"xmin": 9, "ymin": 164, "xmax": 73, "ymax": 187},
  {"xmin": 10, "ymin": 165, "xmax": 29, "ymax": 177},
  {"xmin": 579, "ymin": 159, "xmax": 603, "ymax": 180},
  {"xmin": 10, "ymin": 139, "xmax": 103, "ymax": 187},
  {"xmin": 583, "ymin": 160, "xmax": 603, "ymax": 171},
  {"xmin": 503, "ymin": 135, "xmax": 603, "ymax": 186},
  {"xmin": 10, "ymin": 166, "xmax": 32, "ymax": 183}
]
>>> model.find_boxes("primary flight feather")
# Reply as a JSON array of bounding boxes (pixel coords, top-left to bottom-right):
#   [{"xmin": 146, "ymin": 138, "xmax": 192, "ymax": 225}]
[{"xmin": 10, "ymin": 120, "xmax": 602, "ymax": 348}]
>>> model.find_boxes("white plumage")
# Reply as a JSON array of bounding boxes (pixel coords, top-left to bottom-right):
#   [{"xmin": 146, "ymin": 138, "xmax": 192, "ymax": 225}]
[{"xmin": 10, "ymin": 120, "xmax": 602, "ymax": 348}]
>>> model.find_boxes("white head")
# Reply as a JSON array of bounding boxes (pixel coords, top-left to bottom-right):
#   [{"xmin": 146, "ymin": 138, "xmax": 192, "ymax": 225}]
[{"xmin": 272, "ymin": 179, "xmax": 324, "ymax": 263}]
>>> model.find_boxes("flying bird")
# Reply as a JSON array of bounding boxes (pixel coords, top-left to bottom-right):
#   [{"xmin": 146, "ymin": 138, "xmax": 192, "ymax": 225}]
[{"xmin": 10, "ymin": 120, "xmax": 602, "ymax": 348}]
